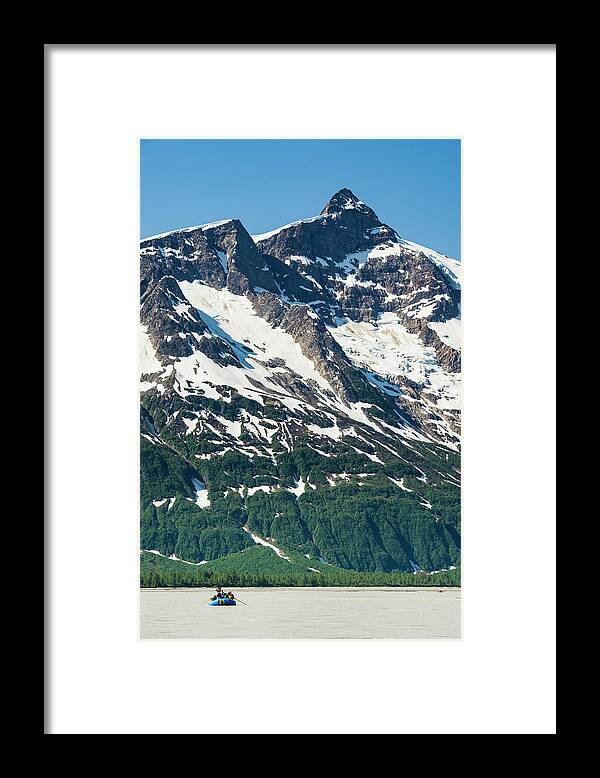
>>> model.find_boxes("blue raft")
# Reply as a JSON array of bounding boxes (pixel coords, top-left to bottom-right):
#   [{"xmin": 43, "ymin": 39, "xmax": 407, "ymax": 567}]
[{"xmin": 209, "ymin": 598, "xmax": 237, "ymax": 606}]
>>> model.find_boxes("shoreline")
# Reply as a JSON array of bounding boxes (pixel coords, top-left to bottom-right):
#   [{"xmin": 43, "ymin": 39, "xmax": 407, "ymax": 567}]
[{"xmin": 140, "ymin": 585, "xmax": 461, "ymax": 592}]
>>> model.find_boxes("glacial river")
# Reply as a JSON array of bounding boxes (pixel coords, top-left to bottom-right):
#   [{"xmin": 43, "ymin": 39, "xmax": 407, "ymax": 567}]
[{"xmin": 140, "ymin": 587, "xmax": 461, "ymax": 639}]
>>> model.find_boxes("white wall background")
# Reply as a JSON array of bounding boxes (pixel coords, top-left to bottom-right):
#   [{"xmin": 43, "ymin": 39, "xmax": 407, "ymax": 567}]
[{"xmin": 47, "ymin": 45, "xmax": 556, "ymax": 734}]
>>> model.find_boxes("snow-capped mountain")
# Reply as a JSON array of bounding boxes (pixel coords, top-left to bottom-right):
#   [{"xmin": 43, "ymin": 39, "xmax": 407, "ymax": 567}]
[{"xmin": 140, "ymin": 189, "xmax": 461, "ymax": 575}]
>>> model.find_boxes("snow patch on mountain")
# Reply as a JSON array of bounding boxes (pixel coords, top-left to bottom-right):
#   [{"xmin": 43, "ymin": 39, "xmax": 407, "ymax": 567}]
[
  {"xmin": 328, "ymin": 313, "xmax": 460, "ymax": 445},
  {"xmin": 251, "ymin": 215, "xmax": 327, "ymax": 243},
  {"xmin": 141, "ymin": 219, "xmax": 235, "ymax": 242},
  {"xmin": 140, "ymin": 325, "xmax": 163, "ymax": 375},
  {"xmin": 388, "ymin": 477, "xmax": 413, "ymax": 492},
  {"xmin": 191, "ymin": 477, "xmax": 211, "ymax": 509},
  {"xmin": 242, "ymin": 526, "xmax": 291, "ymax": 561},
  {"xmin": 428, "ymin": 318, "xmax": 461, "ymax": 351},
  {"xmin": 306, "ymin": 421, "xmax": 343, "ymax": 440},
  {"xmin": 216, "ymin": 250, "xmax": 228, "ymax": 274},
  {"xmin": 288, "ymin": 478, "xmax": 309, "ymax": 496},
  {"xmin": 177, "ymin": 281, "xmax": 338, "ymax": 403},
  {"xmin": 143, "ymin": 549, "xmax": 208, "ymax": 565},
  {"xmin": 329, "ymin": 314, "xmax": 460, "ymax": 404},
  {"xmin": 246, "ymin": 485, "xmax": 275, "ymax": 496}
]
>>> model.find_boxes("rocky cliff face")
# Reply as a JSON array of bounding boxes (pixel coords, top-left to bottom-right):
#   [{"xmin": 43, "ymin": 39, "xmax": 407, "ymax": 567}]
[{"xmin": 139, "ymin": 190, "xmax": 462, "ymax": 574}]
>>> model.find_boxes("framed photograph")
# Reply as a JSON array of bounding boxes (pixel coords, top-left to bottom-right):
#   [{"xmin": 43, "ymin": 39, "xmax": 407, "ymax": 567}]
[{"xmin": 46, "ymin": 44, "xmax": 556, "ymax": 734}]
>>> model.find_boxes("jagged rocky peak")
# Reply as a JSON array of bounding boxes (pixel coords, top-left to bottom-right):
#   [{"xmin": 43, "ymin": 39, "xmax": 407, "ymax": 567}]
[
  {"xmin": 320, "ymin": 187, "xmax": 378, "ymax": 219},
  {"xmin": 255, "ymin": 187, "xmax": 396, "ymax": 264},
  {"xmin": 139, "ymin": 216, "xmax": 282, "ymax": 298},
  {"xmin": 319, "ymin": 188, "xmax": 385, "ymax": 238}
]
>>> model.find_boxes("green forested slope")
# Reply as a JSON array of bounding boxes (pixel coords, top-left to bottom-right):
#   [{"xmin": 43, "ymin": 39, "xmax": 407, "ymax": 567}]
[
  {"xmin": 140, "ymin": 548, "xmax": 460, "ymax": 587},
  {"xmin": 140, "ymin": 429, "xmax": 460, "ymax": 581}
]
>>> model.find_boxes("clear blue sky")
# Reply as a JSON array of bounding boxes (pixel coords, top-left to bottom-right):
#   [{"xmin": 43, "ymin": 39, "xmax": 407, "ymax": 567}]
[{"xmin": 141, "ymin": 140, "xmax": 461, "ymax": 258}]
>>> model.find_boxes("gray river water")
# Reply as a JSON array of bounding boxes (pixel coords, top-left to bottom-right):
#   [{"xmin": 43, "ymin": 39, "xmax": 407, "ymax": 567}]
[{"xmin": 140, "ymin": 587, "xmax": 461, "ymax": 639}]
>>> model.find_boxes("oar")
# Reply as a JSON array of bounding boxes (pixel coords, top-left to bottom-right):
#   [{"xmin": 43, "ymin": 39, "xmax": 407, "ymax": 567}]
[
  {"xmin": 234, "ymin": 597, "xmax": 249, "ymax": 606},
  {"xmin": 199, "ymin": 595, "xmax": 215, "ymax": 606}
]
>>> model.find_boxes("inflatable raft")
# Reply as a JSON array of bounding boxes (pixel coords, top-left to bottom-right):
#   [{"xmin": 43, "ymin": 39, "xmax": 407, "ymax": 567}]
[{"xmin": 209, "ymin": 598, "xmax": 237, "ymax": 606}]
